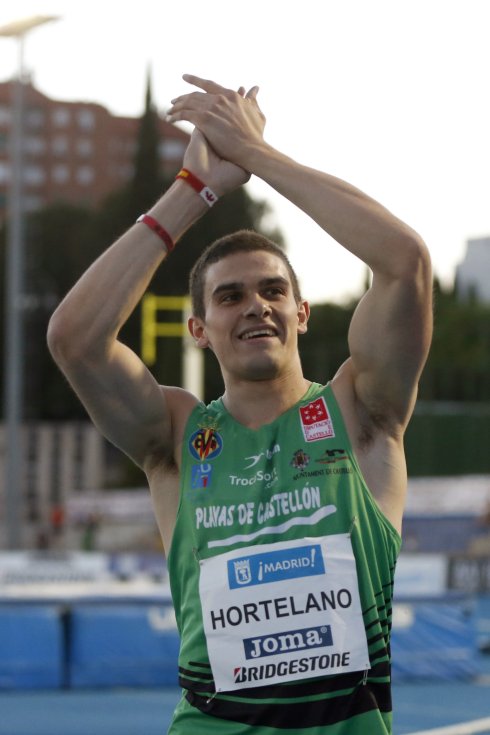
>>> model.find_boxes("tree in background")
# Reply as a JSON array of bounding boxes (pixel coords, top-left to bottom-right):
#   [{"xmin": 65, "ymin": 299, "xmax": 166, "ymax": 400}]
[
  {"xmin": 23, "ymin": 203, "xmax": 97, "ymax": 420},
  {"xmin": 128, "ymin": 67, "xmax": 164, "ymax": 220},
  {"xmin": 419, "ymin": 278, "xmax": 490, "ymax": 401},
  {"xmin": 0, "ymin": 72, "xmax": 284, "ymax": 426},
  {"xmin": 2, "ymin": 68, "xmax": 490, "ymax": 482},
  {"xmin": 299, "ymin": 301, "xmax": 353, "ymax": 385}
]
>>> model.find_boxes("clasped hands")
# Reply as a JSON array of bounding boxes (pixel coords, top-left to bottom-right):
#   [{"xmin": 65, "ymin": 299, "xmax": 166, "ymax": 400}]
[{"xmin": 167, "ymin": 74, "xmax": 265, "ymax": 197}]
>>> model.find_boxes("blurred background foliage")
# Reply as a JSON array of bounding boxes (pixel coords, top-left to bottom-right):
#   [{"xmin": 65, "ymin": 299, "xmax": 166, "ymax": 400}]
[{"xmin": 1, "ymin": 77, "xmax": 489, "ymax": 481}]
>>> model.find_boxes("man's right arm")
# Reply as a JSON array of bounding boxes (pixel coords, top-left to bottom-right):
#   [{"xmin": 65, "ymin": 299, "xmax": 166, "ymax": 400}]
[
  {"xmin": 47, "ymin": 128, "xmax": 250, "ymax": 471},
  {"xmin": 47, "ymin": 181, "xmax": 206, "ymax": 470}
]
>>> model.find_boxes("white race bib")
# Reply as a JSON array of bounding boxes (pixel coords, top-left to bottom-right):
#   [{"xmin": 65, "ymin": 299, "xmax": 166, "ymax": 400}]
[{"xmin": 199, "ymin": 534, "xmax": 370, "ymax": 692}]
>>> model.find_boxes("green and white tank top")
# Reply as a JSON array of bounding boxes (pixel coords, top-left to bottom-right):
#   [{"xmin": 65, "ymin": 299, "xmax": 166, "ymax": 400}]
[{"xmin": 167, "ymin": 382, "xmax": 401, "ymax": 734}]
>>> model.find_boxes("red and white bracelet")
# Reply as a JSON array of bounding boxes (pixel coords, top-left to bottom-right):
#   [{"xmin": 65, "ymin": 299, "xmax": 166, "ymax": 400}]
[
  {"xmin": 136, "ymin": 214, "xmax": 175, "ymax": 254},
  {"xmin": 176, "ymin": 168, "xmax": 218, "ymax": 207}
]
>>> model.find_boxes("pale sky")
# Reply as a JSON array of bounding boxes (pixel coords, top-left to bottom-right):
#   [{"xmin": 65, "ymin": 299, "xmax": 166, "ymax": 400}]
[{"xmin": 1, "ymin": 0, "xmax": 489, "ymax": 304}]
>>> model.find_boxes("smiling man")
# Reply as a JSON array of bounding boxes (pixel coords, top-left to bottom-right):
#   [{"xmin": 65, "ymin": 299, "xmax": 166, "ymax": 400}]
[
  {"xmin": 48, "ymin": 75, "xmax": 432, "ymax": 734},
  {"xmin": 189, "ymin": 242, "xmax": 309, "ymax": 397}
]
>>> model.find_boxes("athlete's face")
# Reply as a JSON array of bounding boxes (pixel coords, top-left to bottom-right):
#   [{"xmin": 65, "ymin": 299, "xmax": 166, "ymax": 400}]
[{"xmin": 189, "ymin": 251, "xmax": 309, "ymax": 382}]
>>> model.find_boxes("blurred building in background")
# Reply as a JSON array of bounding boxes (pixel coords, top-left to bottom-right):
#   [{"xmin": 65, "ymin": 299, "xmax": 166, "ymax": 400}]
[
  {"xmin": 0, "ymin": 423, "xmax": 105, "ymax": 549},
  {"xmin": 0, "ymin": 76, "xmax": 190, "ymax": 550},
  {"xmin": 0, "ymin": 79, "xmax": 188, "ymax": 222},
  {"xmin": 456, "ymin": 236, "xmax": 490, "ymax": 303}
]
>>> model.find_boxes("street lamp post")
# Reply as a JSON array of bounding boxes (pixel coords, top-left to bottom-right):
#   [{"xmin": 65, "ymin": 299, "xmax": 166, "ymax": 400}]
[{"xmin": 0, "ymin": 15, "xmax": 58, "ymax": 549}]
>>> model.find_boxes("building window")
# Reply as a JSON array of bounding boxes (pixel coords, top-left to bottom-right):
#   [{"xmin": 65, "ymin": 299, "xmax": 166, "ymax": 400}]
[
  {"xmin": 0, "ymin": 161, "xmax": 10, "ymax": 184},
  {"xmin": 111, "ymin": 162, "xmax": 133, "ymax": 180},
  {"xmin": 77, "ymin": 109, "xmax": 95, "ymax": 130},
  {"xmin": 76, "ymin": 138, "xmax": 93, "ymax": 157},
  {"xmin": 26, "ymin": 108, "xmax": 45, "ymax": 129},
  {"xmin": 52, "ymin": 107, "xmax": 71, "ymax": 127},
  {"xmin": 76, "ymin": 166, "xmax": 94, "ymax": 185},
  {"xmin": 23, "ymin": 165, "xmax": 45, "ymax": 186},
  {"xmin": 52, "ymin": 164, "xmax": 70, "ymax": 184},
  {"xmin": 24, "ymin": 136, "xmax": 47, "ymax": 156},
  {"xmin": 52, "ymin": 136, "xmax": 69, "ymax": 155},
  {"xmin": 108, "ymin": 139, "xmax": 121, "ymax": 153},
  {"xmin": 24, "ymin": 194, "xmax": 44, "ymax": 212},
  {"xmin": 159, "ymin": 139, "xmax": 186, "ymax": 160},
  {"xmin": 0, "ymin": 105, "xmax": 12, "ymax": 126}
]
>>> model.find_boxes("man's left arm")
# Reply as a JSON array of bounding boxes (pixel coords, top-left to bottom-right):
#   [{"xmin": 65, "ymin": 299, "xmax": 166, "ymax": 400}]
[
  {"xmin": 168, "ymin": 76, "xmax": 433, "ymax": 430},
  {"xmin": 241, "ymin": 144, "xmax": 433, "ymax": 431},
  {"xmin": 250, "ymin": 148, "xmax": 432, "ymax": 431},
  {"xmin": 255, "ymin": 153, "xmax": 432, "ymax": 429}
]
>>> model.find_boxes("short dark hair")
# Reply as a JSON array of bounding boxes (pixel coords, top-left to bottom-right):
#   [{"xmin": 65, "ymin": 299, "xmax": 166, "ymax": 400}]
[{"xmin": 189, "ymin": 230, "xmax": 302, "ymax": 319}]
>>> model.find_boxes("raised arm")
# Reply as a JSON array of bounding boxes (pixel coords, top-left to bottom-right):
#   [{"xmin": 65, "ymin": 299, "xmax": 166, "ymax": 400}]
[
  {"xmin": 47, "ymin": 128, "xmax": 250, "ymax": 470},
  {"xmin": 168, "ymin": 76, "xmax": 433, "ymax": 434}
]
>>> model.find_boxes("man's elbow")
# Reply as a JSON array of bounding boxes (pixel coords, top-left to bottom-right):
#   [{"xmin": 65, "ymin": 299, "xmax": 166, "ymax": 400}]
[
  {"xmin": 47, "ymin": 304, "xmax": 113, "ymax": 370},
  {"xmin": 47, "ymin": 305, "xmax": 88, "ymax": 367},
  {"xmin": 47, "ymin": 308, "xmax": 73, "ymax": 366},
  {"xmin": 398, "ymin": 232, "xmax": 432, "ymax": 288},
  {"xmin": 401, "ymin": 235, "xmax": 433, "ymax": 341}
]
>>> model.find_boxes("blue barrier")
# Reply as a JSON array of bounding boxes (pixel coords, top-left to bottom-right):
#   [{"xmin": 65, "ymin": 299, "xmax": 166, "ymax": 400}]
[
  {"xmin": 391, "ymin": 597, "xmax": 478, "ymax": 680},
  {"xmin": 0, "ymin": 594, "xmax": 482, "ymax": 690},
  {"xmin": 0, "ymin": 605, "xmax": 64, "ymax": 689},
  {"xmin": 68, "ymin": 604, "xmax": 180, "ymax": 688}
]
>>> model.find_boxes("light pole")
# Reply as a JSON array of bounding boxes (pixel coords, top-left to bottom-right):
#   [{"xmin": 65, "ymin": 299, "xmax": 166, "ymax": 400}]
[{"xmin": 0, "ymin": 15, "xmax": 59, "ymax": 548}]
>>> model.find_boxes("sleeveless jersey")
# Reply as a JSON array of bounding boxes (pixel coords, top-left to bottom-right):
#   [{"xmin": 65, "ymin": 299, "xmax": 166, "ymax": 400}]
[{"xmin": 167, "ymin": 383, "xmax": 401, "ymax": 734}]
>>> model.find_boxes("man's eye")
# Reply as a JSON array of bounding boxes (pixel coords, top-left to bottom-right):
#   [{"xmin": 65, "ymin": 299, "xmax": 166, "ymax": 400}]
[{"xmin": 265, "ymin": 287, "xmax": 284, "ymax": 297}]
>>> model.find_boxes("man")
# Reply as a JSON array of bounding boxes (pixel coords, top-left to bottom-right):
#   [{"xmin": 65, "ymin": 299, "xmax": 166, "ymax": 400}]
[{"xmin": 48, "ymin": 75, "xmax": 432, "ymax": 734}]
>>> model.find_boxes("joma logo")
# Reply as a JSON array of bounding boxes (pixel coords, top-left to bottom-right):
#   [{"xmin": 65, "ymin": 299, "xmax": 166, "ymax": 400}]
[{"xmin": 243, "ymin": 625, "xmax": 332, "ymax": 660}]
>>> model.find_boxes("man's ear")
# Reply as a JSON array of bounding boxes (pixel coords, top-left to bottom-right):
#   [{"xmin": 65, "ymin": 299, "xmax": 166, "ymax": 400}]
[
  {"xmin": 297, "ymin": 300, "xmax": 310, "ymax": 335},
  {"xmin": 188, "ymin": 316, "xmax": 209, "ymax": 348}
]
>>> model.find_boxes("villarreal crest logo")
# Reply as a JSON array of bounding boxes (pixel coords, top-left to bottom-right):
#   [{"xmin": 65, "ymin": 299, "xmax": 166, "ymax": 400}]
[{"xmin": 189, "ymin": 428, "xmax": 223, "ymax": 461}]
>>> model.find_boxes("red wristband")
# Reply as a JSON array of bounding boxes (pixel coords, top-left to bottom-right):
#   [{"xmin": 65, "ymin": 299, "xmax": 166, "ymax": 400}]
[
  {"xmin": 176, "ymin": 168, "xmax": 218, "ymax": 207},
  {"xmin": 136, "ymin": 214, "xmax": 174, "ymax": 253}
]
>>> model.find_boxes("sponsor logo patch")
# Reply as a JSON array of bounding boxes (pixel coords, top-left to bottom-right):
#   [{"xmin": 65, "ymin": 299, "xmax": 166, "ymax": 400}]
[
  {"xmin": 299, "ymin": 398, "xmax": 335, "ymax": 442},
  {"xmin": 290, "ymin": 449, "xmax": 310, "ymax": 470},
  {"xmin": 191, "ymin": 463, "xmax": 213, "ymax": 489},
  {"xmin": 189, "ymin": 428, "xmax": 223, "ymax": 461},
  {"xmin": 229, "ymin": 467, "xmax": 278, "ymax": 488},
  {"xmin": 244, "ymin": 444, "xmax": 280, "ymax": 469},
  {"xmin": 227, "ymin": 543, "xmax": 325, "ymax": 589},
  {"xmin": 243, "ymin": 625, "xmax": 333, "ymax": 659},
  {"xmin": 233, "ymin": 649, "xmax": 351, "ymax": 684},
  {"xmin": 315, "ymin": 448, "xmax": 348, "ymax": 464}
]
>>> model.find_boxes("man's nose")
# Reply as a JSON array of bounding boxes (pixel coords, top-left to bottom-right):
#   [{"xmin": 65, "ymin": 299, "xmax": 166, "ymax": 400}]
[{"xmin": 243, "ymin": 294, "xmax": 271, "ymax": 318}]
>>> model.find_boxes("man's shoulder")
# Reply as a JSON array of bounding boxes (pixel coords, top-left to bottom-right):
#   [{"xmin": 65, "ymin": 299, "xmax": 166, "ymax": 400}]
[
  {"xmin": 163, "ymin": 385, "xmax": 201, "ymax": 424},
  {"xmin": 143, "ymin": 386, "xmax": 200, "ymax": 471},
  {"xmin": 331, "ymin": 359, "xmax": 408, "ymax": 442}
]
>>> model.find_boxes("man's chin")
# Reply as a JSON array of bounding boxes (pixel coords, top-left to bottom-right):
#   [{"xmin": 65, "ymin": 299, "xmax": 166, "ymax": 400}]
[{"xmin": 238, "ymin": 359, "xmax": 281, "ymax": 382}]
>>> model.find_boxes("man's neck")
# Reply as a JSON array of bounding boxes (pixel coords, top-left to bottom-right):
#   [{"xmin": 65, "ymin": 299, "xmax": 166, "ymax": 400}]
[{"xmin": 221, "ymin": 374, "xmax": 312, "ymax": 429}]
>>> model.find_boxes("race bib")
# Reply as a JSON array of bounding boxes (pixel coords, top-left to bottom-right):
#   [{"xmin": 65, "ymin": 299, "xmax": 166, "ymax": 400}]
[{"xmin": 199, "ymin": 534, "xmax": 370, "ymax": 692}]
